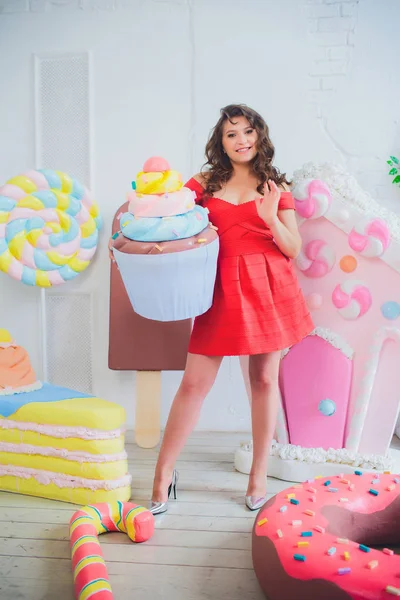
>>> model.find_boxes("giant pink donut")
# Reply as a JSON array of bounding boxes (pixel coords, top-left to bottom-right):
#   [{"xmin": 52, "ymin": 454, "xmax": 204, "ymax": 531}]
[
  {"xmin": 296, "ymin": 239, "xmax": 336, "ymax": 278},
  {"xmin": 332, "ymin": 280, "xmax": 372, "ymax": 320},
  {"xmin": 292, "ymin": 179, "xmax": 332, "ymax": 220},
  {"xmin": 252, "ymin": 472, "xmax": 400, "ymax": 600},
  {"xmin": 348, "ymin": 217, "xmax": 390, "ymax": 258}
]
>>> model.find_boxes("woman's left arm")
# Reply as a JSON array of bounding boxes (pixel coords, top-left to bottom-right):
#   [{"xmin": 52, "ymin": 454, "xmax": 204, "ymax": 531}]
[
  {"xmin": 255, "ymin": 180, "xmax": 302, "ymax": 259},
  {"xmin": 268, "ymin": 209, "xmax": 302, "ymax": 259}
]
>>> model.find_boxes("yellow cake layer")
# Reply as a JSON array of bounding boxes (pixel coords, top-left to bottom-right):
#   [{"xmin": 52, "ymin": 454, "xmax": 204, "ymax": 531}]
[
  {"xmin": 0, "ymin": 475, "xmax": 132, "ymax": 505},
  {"xmin": 7, "ymin": 397, "xmax": 126, "ymax": 430},
  {"xmin": 0, "ymin": 453, "xmax": 128, "ymax": 479},
  {"xmin": 0, "ymin": 429, "xmax": 125, "ymax": 454}
]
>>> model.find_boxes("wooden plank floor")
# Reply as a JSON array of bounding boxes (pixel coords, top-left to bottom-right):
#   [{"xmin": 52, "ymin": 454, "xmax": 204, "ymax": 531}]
[{"xmin": 0, "ymin": 432, "xmax": 293, "ymax": 600}]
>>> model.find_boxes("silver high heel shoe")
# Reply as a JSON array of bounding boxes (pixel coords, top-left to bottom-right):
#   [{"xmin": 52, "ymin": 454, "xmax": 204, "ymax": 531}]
[
  {"xmin": 245, "ymin": 495, "xmax": 267, "ymax": 511},
  {"xmin": 149, "ymin": 469, "xmax": 179, "ymax": 515}
]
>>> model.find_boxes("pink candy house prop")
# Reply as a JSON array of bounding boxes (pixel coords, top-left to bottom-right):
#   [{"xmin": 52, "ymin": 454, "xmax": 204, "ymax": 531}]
[{"xmin": 235, "ymin": 163, "xmax": 400, "ymax": 481}]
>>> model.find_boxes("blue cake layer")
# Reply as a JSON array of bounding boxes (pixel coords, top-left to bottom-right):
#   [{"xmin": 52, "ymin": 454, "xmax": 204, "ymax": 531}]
[{"xmin": 0, "ymin": 382, "xmax": 92, "ymax": 418}]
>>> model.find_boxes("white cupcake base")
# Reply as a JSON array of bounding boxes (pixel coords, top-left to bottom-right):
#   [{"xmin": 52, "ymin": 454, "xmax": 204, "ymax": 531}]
[{"xmin": 114, "ymin": 238, "xmax": 219, "ymax": 322}]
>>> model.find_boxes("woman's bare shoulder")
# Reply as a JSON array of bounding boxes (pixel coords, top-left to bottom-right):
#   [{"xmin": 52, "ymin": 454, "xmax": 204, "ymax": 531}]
[
  {"xmin": 192, "ymin": 172, "xmax": 209, "ymax": 187},
  {"xmin": 279, "ymin": 181, "xmax": 291, "ymax": 192}
]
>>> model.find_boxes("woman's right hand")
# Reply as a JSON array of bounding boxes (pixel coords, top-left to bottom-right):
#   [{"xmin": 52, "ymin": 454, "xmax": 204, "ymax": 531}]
[{"xmin": 108, "ymin": 237, "xmax": 116, "ymax": 263}]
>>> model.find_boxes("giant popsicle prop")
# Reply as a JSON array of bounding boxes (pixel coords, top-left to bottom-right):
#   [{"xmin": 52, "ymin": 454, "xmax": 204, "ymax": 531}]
[{"xmin": 109, "ymin": 157, "xmax": 219, "ymax": 448}]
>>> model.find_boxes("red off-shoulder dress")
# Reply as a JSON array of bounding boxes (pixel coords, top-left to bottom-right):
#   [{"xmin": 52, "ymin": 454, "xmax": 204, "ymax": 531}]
[{"xmin": 185, "ymin": 178, "xmax": 314, "ymax": 356}]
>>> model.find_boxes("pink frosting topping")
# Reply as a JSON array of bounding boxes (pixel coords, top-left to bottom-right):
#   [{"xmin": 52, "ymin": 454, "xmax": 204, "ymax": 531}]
[
  {"xmin": 0, "ymin": 442, "xmax": 127, "ymax": 463},
  {"xmin": 0, "ymin": 464, "xmax": 132, "ymax": 490},
  {"xmin": 0, "ymin": 418, "xmax": 124, "ymax": 440}
]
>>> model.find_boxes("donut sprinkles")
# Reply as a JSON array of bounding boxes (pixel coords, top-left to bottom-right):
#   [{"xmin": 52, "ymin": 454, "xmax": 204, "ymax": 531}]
[{"xmin": 253, "ymin": 472, "xmax": 400, "ymax": 599}]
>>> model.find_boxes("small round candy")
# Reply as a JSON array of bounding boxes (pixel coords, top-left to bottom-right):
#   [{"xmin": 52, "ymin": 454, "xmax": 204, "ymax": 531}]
[
  {"xmin": 339, "ymin": 255, "xmax": 357, "ymax": 273},
  {"xmin": 306, "ymin": 293, "xmax": 323, "ymax": 310},
  {"xmin": 318, "ymin": 399, "xmax": 336, "ymax": 417},
  {"xmin": 381, "ymin": 301, "xmax": 400, "ymax": 321}
]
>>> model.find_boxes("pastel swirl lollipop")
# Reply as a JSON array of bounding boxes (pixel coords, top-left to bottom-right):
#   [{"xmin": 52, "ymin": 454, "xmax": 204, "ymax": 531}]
[
  {"xmin": 296, "ymin": 239, "xmax": 336, "ymax": 278},
  {"xmin": 0, "ymin": 169, "xmax": 102, "ymax": 287},
  {"xmin": 120, "ymin": 204, "xmax": 209, "ymax": 242},
  {"xmin": 348, "ymin": 217, "xmax": 390, "ymax": 257},
  {"xmin": 332, "ymin": 280, "xmax": 372, "ymax": 320},
  {"xmin": 292, "ymin": 179, "xmax": 332, "ymax": 219}
]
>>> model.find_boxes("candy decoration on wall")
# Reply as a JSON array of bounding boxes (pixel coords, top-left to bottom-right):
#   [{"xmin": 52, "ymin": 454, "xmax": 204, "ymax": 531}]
[
  {"xmin": 0, "ymin": 169, "xmax": 102, "ymax": 287},
  {"xmin": 296, "ymin": 239, "xmax": 335, "ymax": 278},
  {"xmin": 339, "ymin": 255, "xmax": 358, "ymax": 273},
  {"xmin": 70, "ymin": 502, "xmax": 154, "ymax": 599},
  {"xmin": 306, "ymin": 293, "xmax": 323, "ymax": 311},
  {"xmin": 292, "ymin": 179, "xmax": 332, "ymax": 220},
  {"xmin": 387, "ymin": 155, "xmax": 400, "ymax": 188},
  {"xmin": 318, "ymin": 398, "xmax": 336, "ymax": 416},
  {"xmin": 348, "ymin": 217, "xmax": 390, "ymax": 258},
  {"xmin": 345, "ymin": 327, "xmax": 400, "ymax": 452},
  {"xmin": 381, "ymin": 301, "xmax": 400, "ymax": 321},
  {"xmin": 332, "ymin": 280, "xmax": 372, "ymax": 320}
]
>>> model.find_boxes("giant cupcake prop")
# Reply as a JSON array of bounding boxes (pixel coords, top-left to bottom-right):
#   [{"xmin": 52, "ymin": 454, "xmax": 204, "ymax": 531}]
[{"xmin": 110, "ymin": 157, "xmax": 219, "ymax": 322}]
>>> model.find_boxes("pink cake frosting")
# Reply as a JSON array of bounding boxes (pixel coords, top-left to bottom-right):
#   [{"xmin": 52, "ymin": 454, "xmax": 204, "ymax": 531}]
[
  {"xmin": 0, "ymin": 418, "xmax": 124, "ymax": 440},
  {"xmin": 0, "ymin": 335, "xmax": 42, "ymax": 395},
  {"xmin": 127, "ymin": 187, "xmax": 196, "ymax": 217},
  {"xmin": 0, "ymin": 463, "xmax": 132, "ymax": 490},
  {"xmin": 253, "ymin": 472, "xmax": 400, "ymax": 600},
  {"xmin": 0, "ymin": 442, "xmax": 127, "ymax": 463}
]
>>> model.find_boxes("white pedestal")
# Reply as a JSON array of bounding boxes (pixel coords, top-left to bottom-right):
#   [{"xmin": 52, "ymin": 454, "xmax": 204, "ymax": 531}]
[{"xmin": 234, "ymin": 437, "xmax": 400, "ymax": 483}]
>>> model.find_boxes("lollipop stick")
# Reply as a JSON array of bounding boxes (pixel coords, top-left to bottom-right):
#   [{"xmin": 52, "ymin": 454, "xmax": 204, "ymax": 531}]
[
  {"xmin": 40, "ymin": 288, "xmax": 48, "ymax": 381},
  {"xmin": 135, "ymin": 371, "xmax": 162, "ymax": 448}
]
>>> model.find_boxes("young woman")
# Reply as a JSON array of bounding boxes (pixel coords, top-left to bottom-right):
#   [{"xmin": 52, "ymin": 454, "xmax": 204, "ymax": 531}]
[{"xmin": 150, "ymin": 104, "xmax": 314, "ymax": 514}]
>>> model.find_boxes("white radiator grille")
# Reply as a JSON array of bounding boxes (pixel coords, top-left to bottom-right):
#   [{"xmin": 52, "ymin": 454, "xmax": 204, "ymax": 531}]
[
  {"xmin": 46, "ymin": 294, "xmax": 93, "ymax": 393},
  {"xmin": 34, "ymin": 52, "xmax": 91, "ymax": 185}
]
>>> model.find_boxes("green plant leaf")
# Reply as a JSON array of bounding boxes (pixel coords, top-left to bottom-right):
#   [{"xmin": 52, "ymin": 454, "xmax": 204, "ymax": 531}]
[
  {"xmin": 389, "ymin": 167, "xmax": 398, "ymax": 175},
  {"xmin": 390, "ymin": 155, "xmax": 400, "ymax": 165},
  {"xmin": 393, "ymin": 174, "xmax": 400, "ymax": 184}
]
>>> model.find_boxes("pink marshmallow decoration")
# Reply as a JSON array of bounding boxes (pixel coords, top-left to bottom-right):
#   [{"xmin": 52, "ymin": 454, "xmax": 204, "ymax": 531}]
[
  {"xmin": 348, "ymin": 217, "xmax": 390, "ymax": 258},
  {"xmin": 306, "ymin": 293, "xmax": 323, "ymax": 310},
  {"xmin": 332, "ymin": 280, "xmax": 372, "ymax": 320},
  {"xmin": 296, "ymin": 239, "xmax": 336, "ymax": 278},
  {"xmin": 74, "ymin": 205, "xmax": 91, "ymax": 225},
  {"xmin": 78, "ymin": 247, "xmax": 97, "ymax": 261},
  {"xmin": 292, "ymin": 179, "xmax": 332, "ymax": 220},
  {"xmin": 0, "ymin": 184, "xmax": 27, "ymax": 201},
  {"xmin": 21, "ymin": 243, "xmax": 36, "ymax": 269},
  {"xmin": 7, "ymin": 258, "xmax": 23, "ymax": 280},
  {"xmin": 47, "ymin": 270, "xmax": 67, "ymax": 285},
  {"xmin": 23, "ymin": 170, "xmax": 50, "ymax": 189}
]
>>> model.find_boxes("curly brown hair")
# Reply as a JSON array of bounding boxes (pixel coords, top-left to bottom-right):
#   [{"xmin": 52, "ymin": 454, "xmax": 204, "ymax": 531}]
[{"xmin": 201, "ymin": 104, "xmax": 290, "ymax": 197}]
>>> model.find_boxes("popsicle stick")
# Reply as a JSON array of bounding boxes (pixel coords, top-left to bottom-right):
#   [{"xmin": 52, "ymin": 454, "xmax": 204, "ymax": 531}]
[{"xmin": 135, "ymin": 371, "xmax": 162, "ymax": 448}]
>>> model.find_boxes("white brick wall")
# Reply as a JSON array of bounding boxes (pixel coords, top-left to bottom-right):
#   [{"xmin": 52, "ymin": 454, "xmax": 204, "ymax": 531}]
[
  {"xmin": 0, "ymin": 0, "xmax": 29, "ymax": 12},
  {"xmin": 307, "ymin": 0, "xmax": 360, "ymax": 114},
  {"xmin": 0, "ymin": 0, "xmax": 185, "ymax": 10}
]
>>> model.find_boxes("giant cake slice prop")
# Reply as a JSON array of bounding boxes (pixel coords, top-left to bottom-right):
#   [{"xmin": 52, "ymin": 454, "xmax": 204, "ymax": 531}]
[
  {"xmin": 109, "ymin": 157, "xmax": 219, "ymax": 448},
  {"xmin": 0, "ymin": 329, "xmax": 131, "ymax": 504}
]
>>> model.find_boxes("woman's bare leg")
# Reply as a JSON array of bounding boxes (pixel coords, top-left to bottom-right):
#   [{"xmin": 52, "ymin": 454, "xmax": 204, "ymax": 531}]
[
  {"xmin": 151, "ymin": 352, "xmax": 223, "ymax": 502},
  {"xmin": 246, "ymin": 351, "xmax": 281, "ymax": 498}
]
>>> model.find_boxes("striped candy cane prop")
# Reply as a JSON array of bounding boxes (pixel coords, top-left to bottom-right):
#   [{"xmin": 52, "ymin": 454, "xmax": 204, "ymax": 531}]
[{"xmin": 69, "ymin": 502, "xmax": 154, "ymax": 599}]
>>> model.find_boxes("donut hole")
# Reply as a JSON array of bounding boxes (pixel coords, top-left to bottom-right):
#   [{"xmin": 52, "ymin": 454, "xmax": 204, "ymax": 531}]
[{"xmin": 321, "ymin": 499, "xmax": 400, "ymax": 549}]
